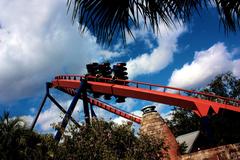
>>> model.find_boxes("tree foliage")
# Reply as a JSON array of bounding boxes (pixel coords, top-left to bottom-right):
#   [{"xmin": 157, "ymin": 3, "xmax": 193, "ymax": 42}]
[
  {"xmin": 167, "ymin": 72, "xmax": 240, "ymax": 148},
  {"xmin": 0, "ymin": 112, "xmax": 54, "ymax": 160},
  {"xmin": 56, "ymin": 119, "xmax": 168, "ymax": 160},
  {"xmin": 202, "ymin": 72, "xmax": 240, "ymax": 99},
  {"xmin": 67, "ymin": 0, "xmax": 240, "ymax": 45},
  {"xmin": 166, "ymin": 108, "xmax": 200, "ymax": 137},
  {"xmin": 0, "ymin": 114, "xmax": 167, "ymax": 160}
]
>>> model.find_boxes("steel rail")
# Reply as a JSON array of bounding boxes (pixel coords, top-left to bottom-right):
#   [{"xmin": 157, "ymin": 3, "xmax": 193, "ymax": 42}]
[{"xmin": 54, "ymin": 74, "xmax": 240, "ymax": 107}]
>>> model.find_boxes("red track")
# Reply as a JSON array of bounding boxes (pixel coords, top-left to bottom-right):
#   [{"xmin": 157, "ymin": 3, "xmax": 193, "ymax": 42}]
[{"xmin": 51, "ymin": 75, "xmax": 240, "ymax": 120}]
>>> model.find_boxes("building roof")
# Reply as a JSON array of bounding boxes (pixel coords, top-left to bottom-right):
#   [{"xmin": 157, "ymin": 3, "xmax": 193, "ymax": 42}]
[{"xmin": 176, "ymin": 130, "xmax": 200, "ymax": 153}]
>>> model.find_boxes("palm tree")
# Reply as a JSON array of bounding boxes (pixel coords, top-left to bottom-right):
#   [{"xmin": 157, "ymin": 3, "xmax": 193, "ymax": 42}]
[
  {"xmin": 67, "ymin": 0, "xmax": 240, "ymax": 45},
  {"xmin": 0, "ymin": 112, "xmax": 51, "ymax": 160}
]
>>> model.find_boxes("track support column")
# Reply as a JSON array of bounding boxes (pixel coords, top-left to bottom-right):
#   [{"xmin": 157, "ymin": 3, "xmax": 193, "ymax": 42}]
[
  {"xmin": 55, "ymin": 79, "xmax": 87, "ymax": 142},
  {"xmin": 30, "ymin": 83, "xmax": 51, "ymax": 130},
  {"xmin": 90, "ymin": 103, "xmax": 97, "ymax": 118},
  {"xmin": 82, "ymin": 89, "xmax": 90, "ymax": 125}
]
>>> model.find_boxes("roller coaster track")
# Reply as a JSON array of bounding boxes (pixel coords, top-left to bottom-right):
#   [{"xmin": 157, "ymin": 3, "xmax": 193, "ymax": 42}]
[{"xmin": 51, "ymin": 75, "xmax": 240, "ymax": 118}]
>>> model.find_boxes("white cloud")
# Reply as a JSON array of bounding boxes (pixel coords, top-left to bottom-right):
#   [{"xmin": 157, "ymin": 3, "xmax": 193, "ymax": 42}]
[
  {"xmin": 40, "ymin": 98, "xmax": 141, "ymax": 130},
  {"xmin": 37, "ymin": 100, "xmax": 71, "ymax": 132},
  {"xmin": 20, "ymin": 115, "xmax": 34, "ymax": 127},
  {"xmin": 168, "ymin": 42, "xmax": 240, "ymax": 89},
  {"xmin": 125, "ymin": 26, "xmax": 152, "ymax": 46},
  {"xmin": 0, "ymin": 0, "xmax": 119, "ymax": 102},
  {"xmin": 26, "ymin": 98, "xmax": 133, "ymax": 132},
  {"xmin": 161, "ymin": 110, "xmax": 174, "ymax": 121},
  {"xmin": 30, "ymin": 107, "xmax": 36, "ymax": 114},
  {"xmin": 113, "ymin": 110, "xmax": 142, "ymax": 125},
  {"xmin": 98, "ymin": 50, "xmax": 124, "ymax": 60},
  {"xmin": 233, "ymin": 59, "xmax": 240, "ymax": 78},
  {"xmin": 25, "ymin": 99, "xmax": 84, "ymax": 132},
  {"xmin": 113, "ymin": 98, "xmax": 138, "ymax": 112},
  {"xmin": 112, "ymin": 102, "xmax": 168, "ymax": 125},
  {"xmin": 152, "ymin": 102, "xmax": 169, "ymax": 113},
  {"xmin": 127, "ymin": 23, "xmax": 186, "ymax": 79}
]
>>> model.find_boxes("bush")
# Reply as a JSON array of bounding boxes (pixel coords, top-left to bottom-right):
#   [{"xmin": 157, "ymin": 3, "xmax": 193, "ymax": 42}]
[
  {"xmin": 0, "ymin": 113, "xmax": 167, "ymax": 160},
  {"xmin": 0, "ymin": 112, "xmax": 54, "ymax": 160},
  {"xmin": 54, "ymin": 119, "xmax": 168, "ymax": 160}
]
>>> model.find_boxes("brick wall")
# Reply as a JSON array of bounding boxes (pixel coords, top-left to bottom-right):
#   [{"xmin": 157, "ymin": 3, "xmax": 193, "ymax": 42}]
[
  {"xmin": 181, "ymin": 143, "xmax": 240, "ymax": 160},
  {"xmin": 140, "ymin": 110, "xmax": 180, "ymax": 160}
]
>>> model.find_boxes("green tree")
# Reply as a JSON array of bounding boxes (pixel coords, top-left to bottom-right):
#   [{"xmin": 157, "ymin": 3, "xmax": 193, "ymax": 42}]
[
  {"xmin": 0, "ymin": 112, "xmax": 53, "ymax": 160},
  {"xmin": 166, "ymin": 108, "xmax": 200, "ymax": 137},
  {"xmin": 55, "ymin": 119, "xmax": 168, "ymax": 160},
  {"xmin": 0, "ymin": 112, "xmax": 167, "ymax": 159},
  {"xmin": 203, "ymin": 72, "xmax": 240, "ymax": 99},
  {"xmin": 167, "ymin": 72, "xmax": 240, "ymax": 148},
  {"xmin": 67, "ymin": 0, "xmax": 240, "ymax": 45},
  {"xmin": 202, "ymin": 73, "xmax": 240, "ymax": 145}
]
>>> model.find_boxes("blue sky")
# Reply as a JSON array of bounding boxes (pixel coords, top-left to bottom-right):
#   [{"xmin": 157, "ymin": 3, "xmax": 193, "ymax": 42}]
[{"xmin": 0, "ymin": 0, "xmax": 240, "ymax": 133}]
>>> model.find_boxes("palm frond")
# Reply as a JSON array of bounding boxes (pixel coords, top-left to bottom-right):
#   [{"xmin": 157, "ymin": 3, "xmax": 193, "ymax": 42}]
[
  {"xmin": 67, "ymin": 0, "xmax": 240, "ymax": 45},
  {"xmin": 214, "ymin": 0, "xmax": 240, "ymax": 32}
]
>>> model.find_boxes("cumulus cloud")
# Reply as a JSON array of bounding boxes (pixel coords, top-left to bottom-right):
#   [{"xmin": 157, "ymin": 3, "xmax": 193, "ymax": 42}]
[
  {"xmin": 26, "ymin": 98, "xmax": 138, "ymax": 132},
  {"xmin": 127, "ymin": 23, "xmax": 186, "ymax": 79},
  {"xmin": 33, "ymin": 100, "xmax": 83, "ymax": 132},
  {"xmin": 233, "ymin": 59, "xmax": 240, "ymax": 78},
  {"xmin": 20, "ymin": 115, "xmax": 34, "ymax": 127},
  {"xmin": 113, "ymin": 110, "xmax": 142, "ymax": 125},
  {"xmin": 30, "ymin": 99, "xmax": 111, "ymax": 132},
  {"xmin": 0, "ymin": 0, "xmax": 119, "ymax": 102},
  {"xmin": 168, "ymin": 42, "xmax": 240, "ymax": 89},
  {"xmin": 113, "ymin": 98, "xmax": 139, "ymax": 112}
]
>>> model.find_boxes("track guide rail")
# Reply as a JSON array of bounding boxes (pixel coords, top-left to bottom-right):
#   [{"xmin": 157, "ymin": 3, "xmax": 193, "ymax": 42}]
[{"xmin": 52, "ymin": 75, "xmax": 240, "ymax": 117}]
